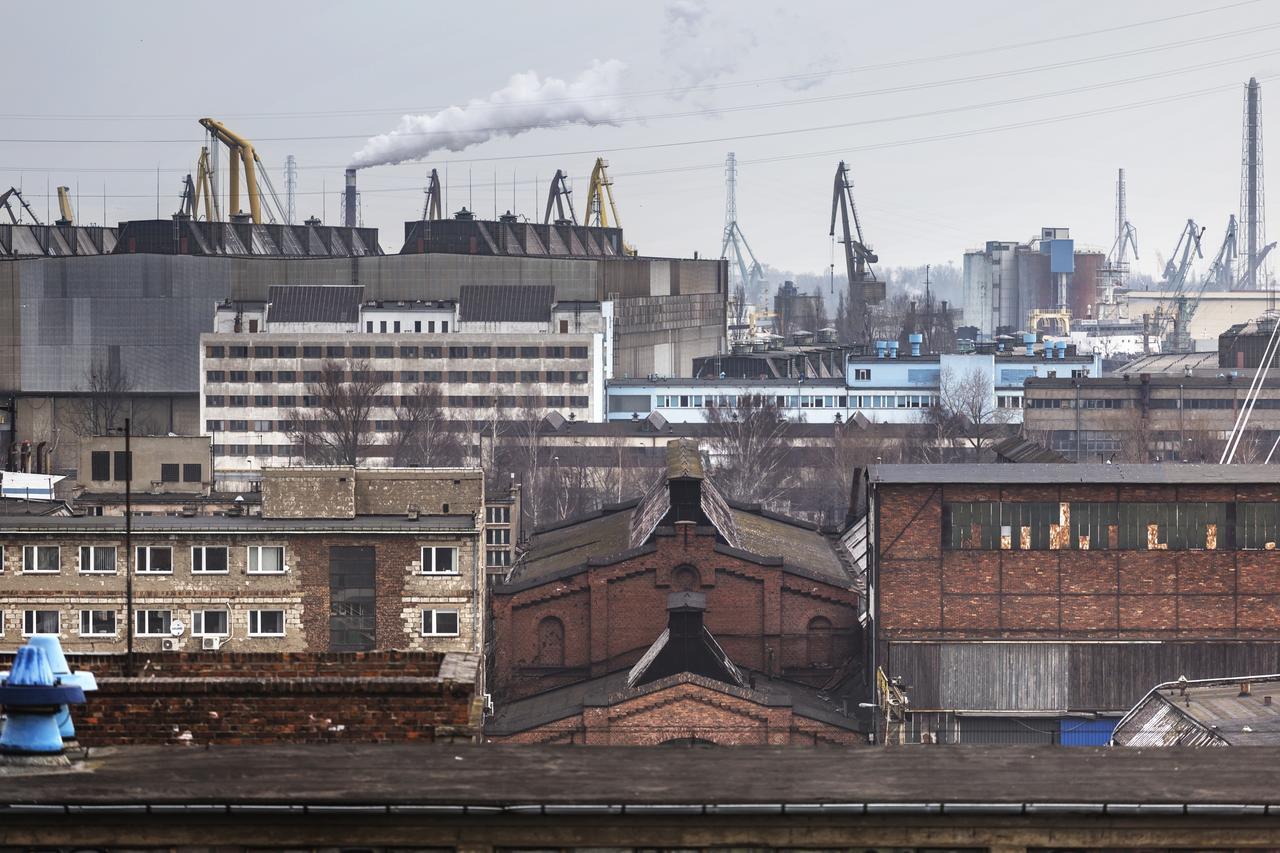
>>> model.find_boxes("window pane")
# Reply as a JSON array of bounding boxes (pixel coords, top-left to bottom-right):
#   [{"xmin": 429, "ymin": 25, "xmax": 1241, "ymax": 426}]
[{"xmin": 435, "ymin": 610, "xmax": 459, "ymax": 635}]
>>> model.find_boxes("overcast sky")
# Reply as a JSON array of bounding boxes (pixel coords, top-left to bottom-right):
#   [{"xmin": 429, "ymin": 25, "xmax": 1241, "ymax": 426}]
[{"xmin": 1, "ymin": 0, "xmax": 1274, "ymax": 279}]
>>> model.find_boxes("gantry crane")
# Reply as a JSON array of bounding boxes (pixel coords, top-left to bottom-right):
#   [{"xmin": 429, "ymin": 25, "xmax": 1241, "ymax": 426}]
[
  {"xmin": 197, "ymin": 118, "xmax": 286, "ymax": 224},
  {"xmin": 422, "ymin": 168, "xmax": 443, "ymax": 221},
  {"xmin": 582, "ymin": 158, "xmax": 636, "ymax": 255},
  {"xmin": 542, "ymin": 170, "xmax": 576, "ymax": 225},
  {"xmin": 0, "ymin": 187, "xmax": 41, "ymax": 224},
  {"xmin": 830, "ymin": 161, "xmax": 884, "ymax": 344},
  {"xmin": 178, "ymin": 146, "xmax": 219, "ymax": 222}
]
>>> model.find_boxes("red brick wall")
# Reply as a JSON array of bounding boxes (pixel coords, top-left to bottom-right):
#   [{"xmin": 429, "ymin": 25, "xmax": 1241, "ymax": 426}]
[
  {"xmin": 492, "ymin": 529, "xmax": 860, "ymax": 701},
  {"xmin": 45, "ymin": 652, "xmax": 478, "ymax": 746},
  {"xmin": 879, "ymin": 483, "xmax": 1280, "ymax": 640}
]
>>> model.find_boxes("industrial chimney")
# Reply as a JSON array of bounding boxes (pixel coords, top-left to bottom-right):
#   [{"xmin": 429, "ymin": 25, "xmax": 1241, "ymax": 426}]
[{"xmin": 344, "ymin": 169, "xmax": 358, "ymax": 228}]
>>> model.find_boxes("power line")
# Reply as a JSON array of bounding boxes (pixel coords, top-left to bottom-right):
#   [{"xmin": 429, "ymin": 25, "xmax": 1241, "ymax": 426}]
[
  {"xmin": 3, "ymin": 20, "xmax": 1276, "ymax": 148},
  {"xmin": 0, "ymin": 0, "xmax": 1259, "ymax": 123}
]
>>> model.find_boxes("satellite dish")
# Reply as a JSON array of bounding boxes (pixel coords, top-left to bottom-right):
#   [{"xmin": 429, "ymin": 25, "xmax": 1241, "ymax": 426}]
[{"xmin": 170, "ymin": 620, "xmax": 186, "ymax": 637}]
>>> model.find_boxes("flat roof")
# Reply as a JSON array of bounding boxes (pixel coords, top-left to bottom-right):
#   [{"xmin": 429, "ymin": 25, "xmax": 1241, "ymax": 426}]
[
  {"xmin": 869, "ymin": 463, "xmax": 1280, "ymax": 485},
  {"xmin": 7, "ymin": 744, "xmax": 1280, "ymax": 809},
  {"xmin": 0, "ymin": 514, "xmax": 478, "ymax": 534},
  {"xmin": 608, "ymin": 378, "xmax": 847, "ymax": 388}
]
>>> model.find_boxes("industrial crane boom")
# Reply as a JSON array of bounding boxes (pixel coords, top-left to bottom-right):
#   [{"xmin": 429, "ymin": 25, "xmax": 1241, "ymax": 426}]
[
  {"xmin": 198, "ymin": 118, "xmax": 284, "ymax": 224},
  {"xmin": 55, "ymin": 186, "xmax": 74, "ymax": 225},
  {"xmin": 0, "ymin": 187, "xmax": 41, "ymax": 224},
  {"xmin": 582, "ymin": 158, "xmax": 636, "ymax": 255},
  {"xmin": 830, "ymin": 161, "xmax": 884, "ymax": 344}
]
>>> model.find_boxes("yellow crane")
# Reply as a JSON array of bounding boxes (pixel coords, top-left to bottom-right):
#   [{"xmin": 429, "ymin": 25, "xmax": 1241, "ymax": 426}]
[
  {"xmin": 55, "ymin": 186, "xmax": 74, "ymax": 225},
  {"xmin": 197, "ymin": 118, "xmax": 285, "ymax": 224},
  {"xmin": 582, "ymin": 157, "xmax": 636, "ymax": 255},
  {"xmin": 178, "ymin": 147, "xmax": 219, "ymax": 222}
]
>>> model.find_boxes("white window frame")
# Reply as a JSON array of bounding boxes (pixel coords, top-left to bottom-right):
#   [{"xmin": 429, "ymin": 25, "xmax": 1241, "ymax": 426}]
[
  {"xmin": 136, "ymin": 545, "xmax": 174, "ymax": 574},
  {"xmin": 191, "ymin": 545, "xmax": 230, "ymax": 574},
  {"xmin": 247, "ymin": 545, "xmax": 286, "ymax": 575},
  {"xmin": 79, "ymin": 609, "xmax": 117, "ymax": 637},
  {"xmin": 23, "ymin": 609, "xmax": 59, "ymax": 636},
  {"xmin": 22, "ymin": 545, "xmax": 60, "ymax": 574},
  {"xmin": 248, "ymin": 609, "xmax": 286, "ymax": 637},
  {"xmin": 192, "ymin": 609, "xmax": 230, "ymax": 637},
  {"xmin": 79, "ymin": 545, "xmax": 118, "ymax": 574},
  {"xmin": 135, "ymin": 609, "xmax": 172, "ymax": 636},
  {"xmin": 420, "ymin": 546, "xmax": 459, "ymax": 575},
  {"xmin": 421, "ymin": 608, "xmax": 460, "ymax": 636}
]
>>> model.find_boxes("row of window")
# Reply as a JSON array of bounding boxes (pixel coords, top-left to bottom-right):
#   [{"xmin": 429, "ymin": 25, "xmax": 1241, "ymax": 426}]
[
  {"xmin": 205, "ymin": 393, "xmax": 591, "ymax": 411},
  {"xmin": 206, "ymin": 369, "xmax": 591, "ymax": 385},
  {"xmin": 652, "ymin": 393, "xmax": 941, "ymax": 410},
  {"xmin": 206, "ymin": 344, "xmax": 589, "ymax": 360},
  {"xmin": 5, "ymin": 546, "xmax": 458, "ymax": 575},
  {"xmin": 365, "ymin": 319, "xmax": 449, "ymax": 334},
  {"xmin": 17, "ymin": 608, "xmax": 287, "ymax": 638},
  {"xmin": 943, "ymin": 501, "xmax": 1280, "ymax": 551},
  {"xmin": 16, "ymin": 607, "xmax": 462, "ymax": 638}
]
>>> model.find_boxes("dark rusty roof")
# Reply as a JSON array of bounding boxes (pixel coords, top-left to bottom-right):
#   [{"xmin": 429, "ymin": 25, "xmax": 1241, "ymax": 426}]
[
  {"xmin": 267, "ymin": 285, "xmax": 364, "ymax": 324},
  {"xmin": 458, "ymin": 284, "xmax": 554, "ymax": 323},
  {"xmin": 10, "ymin": 744, "xmax": 1280, "ymax": 809},
  {"xmin": 991, "ymin": 435, "xmax": 1069, "ymax": 464},
  {"xmin": 869, "ymin": 463, "xmax": 1280, "ymax": 485}
]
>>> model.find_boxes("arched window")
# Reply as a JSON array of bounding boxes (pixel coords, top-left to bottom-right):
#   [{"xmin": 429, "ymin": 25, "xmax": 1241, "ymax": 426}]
[
  {"xmin": 536, "ymin": 616, "xmax": 565, "ymax": 667},
  {"xmin": 672, "ymin": 565, "xmax": 700, "ymax": 592},
  {"xmin": 807, "ymin": 616, "xmax": 834, "ymax": 668}
]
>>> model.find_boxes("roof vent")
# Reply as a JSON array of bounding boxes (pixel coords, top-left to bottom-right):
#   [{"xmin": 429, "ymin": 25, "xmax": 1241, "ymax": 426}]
[{"xmin": 407, "ymin": 503, "xmax": 420, "ymax": 521}]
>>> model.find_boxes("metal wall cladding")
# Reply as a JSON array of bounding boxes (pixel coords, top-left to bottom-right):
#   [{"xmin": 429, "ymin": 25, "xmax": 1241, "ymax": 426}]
[
  {"xmin": 940, "ymin": 643, "xmax": 1069, "ymax": 711},
  {"xmin": 890, "ymin": 640, "xmax": 1280, "ymax": 712}
]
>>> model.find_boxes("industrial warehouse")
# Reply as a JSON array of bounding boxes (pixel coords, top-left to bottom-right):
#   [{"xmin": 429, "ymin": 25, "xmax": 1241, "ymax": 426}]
[{"xmin": 8, "ymin": 3, "xmax": 1280, "ymax": 849}]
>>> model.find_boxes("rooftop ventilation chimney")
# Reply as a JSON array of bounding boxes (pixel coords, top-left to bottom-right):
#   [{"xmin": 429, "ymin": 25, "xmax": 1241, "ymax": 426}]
[
  {"xmin": 344, "ymin": 169, "xmax": 358, "ymax": 228},
  {"xmin": 1023, "ymin": 332, "xmax": 1036, "ymax": 357},
  {"xmin": 909, "ymin": 333, "xmax": 923, "ymax": 357}
]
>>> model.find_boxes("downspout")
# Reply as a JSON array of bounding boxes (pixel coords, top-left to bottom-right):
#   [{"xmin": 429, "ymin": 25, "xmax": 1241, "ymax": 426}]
[{"xmin": 867, "ymin": 467, "xmax": 879, "ymax": 734}]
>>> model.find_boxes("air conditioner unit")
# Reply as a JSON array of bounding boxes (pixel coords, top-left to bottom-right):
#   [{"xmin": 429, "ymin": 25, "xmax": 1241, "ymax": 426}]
[
  {"xmin": 161, "ymin": 638, "xmax": 180, "ymax": 652},
  {"xmin": 201, "ymin": 636, "xmax": 222, "ymax": 651}
]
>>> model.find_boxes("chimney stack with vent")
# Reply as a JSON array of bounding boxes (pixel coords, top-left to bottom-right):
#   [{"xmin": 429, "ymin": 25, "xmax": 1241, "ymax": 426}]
[{"xmin": 344, "ymin": 169, "xmax": 358, "ymax": 228}]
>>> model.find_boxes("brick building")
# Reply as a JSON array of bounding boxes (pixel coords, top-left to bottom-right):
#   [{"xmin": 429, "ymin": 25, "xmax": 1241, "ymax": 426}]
[
  {"xmin": 866, "ymin": 463, "xmax": 1280, "ymax": 744},
  {"xmin": 0, "ymin": 466, "xmax": 486, "ymax": 659},
  {"xmin": 486, "ymin": 439, "xmax": 865, "ymax": 744}
]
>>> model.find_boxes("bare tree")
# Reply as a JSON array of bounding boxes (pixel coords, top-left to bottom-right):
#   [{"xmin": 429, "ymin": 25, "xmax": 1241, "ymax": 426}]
[
  {"xmin": 70, "ymin": 359, "xmax": 133, "ymax": 436},
  {"xmin": 287, "ymin": 360, "xmax": 383, "ymax": 466},
  {"xmin": 390, "ymin": 384, "xmax": 463, "ymax": 467},
  {"xmin": 933, "ymin": 366, "xmax": 1012, "ymax": 461},
  {"xmin": 703, "ymin": 394, "xmax": 796, "ymax": 508},
  {"xmin": 806, "ymin": 421, "xmax": 900, "ymax": 523}
]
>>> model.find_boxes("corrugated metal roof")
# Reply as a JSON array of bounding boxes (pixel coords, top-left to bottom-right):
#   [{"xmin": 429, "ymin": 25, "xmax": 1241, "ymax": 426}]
[
  {"xmin": 458, "ymin": 285, "xmax": 553, "ymax": 323},
  {"xmin": 267, "ymin": 285, "xmax": 364, "ymax": 324},
  {"xmin": 870, "ymin": 463, "xmax": 1280, "ymax": 485},
  {"xmin": 1114, "ymin": 675, "xmax": 1280, "ymax": 746},
  {"xmin": 991, "ymin": 435, "xmax": 1070, "ymax": 464}
]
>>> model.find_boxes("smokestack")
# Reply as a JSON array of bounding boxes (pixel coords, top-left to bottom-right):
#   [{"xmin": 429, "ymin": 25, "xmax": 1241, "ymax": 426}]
[
  {"xmin": 344, "ymin": 169, "xmax": 358, "ymax": 228},
  {"xmin": 1241, "ymin": 78, "xmax": 1264, "ymax": 289}
]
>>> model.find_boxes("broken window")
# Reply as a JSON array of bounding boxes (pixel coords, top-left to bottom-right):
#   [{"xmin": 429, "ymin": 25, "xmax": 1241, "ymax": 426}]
[
  {"xmin": 1238, "ymin": 503, "xmax": 1280, "ymax": 550},
  {"xmin": 943, "ymin": 500, "xmax": 1234, "ymax": 551}
]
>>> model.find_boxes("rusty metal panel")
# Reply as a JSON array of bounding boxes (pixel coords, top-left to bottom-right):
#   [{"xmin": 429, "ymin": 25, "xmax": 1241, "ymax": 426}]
[{"xmin": 886, "ymin": 642, "xmax": 941, "ymax": 708}]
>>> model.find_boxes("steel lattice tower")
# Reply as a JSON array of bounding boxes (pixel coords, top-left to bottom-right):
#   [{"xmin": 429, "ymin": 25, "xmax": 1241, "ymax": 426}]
[
  {"xmin": 720, "ymin": 152, "xmax": 764, "ymax": 336},
  {"xmin": 1239, "ymin": 78, "xmax": 1267, "ymax": 290}
]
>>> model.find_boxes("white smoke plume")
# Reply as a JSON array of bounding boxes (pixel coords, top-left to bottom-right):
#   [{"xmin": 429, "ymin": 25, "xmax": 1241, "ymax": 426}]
[{"xmin": 349, "ymin": 60, "xmax": 627, "ymax": 169}]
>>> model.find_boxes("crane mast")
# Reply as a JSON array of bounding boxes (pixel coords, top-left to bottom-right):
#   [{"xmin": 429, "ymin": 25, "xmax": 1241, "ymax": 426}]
[{"xmin": 830, "ymin": 161, "xmax": 884, "ymax": 344}]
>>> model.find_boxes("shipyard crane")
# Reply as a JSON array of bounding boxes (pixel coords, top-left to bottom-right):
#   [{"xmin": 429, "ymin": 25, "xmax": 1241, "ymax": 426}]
[
  {"xmin": 1152, "ymin": 219, "xmax": 1204, "ymax": 342},
  {"xmin": 1167, "ymin": 217, "xmax": 1235, "ymax": 352},
  {"xmin": 421, "ymin": 169, "xmax": 443, "ymax": 221},
  {"xmin": 0, "ymin": 187, "xmax": 41, "ymax": 224},
  {"xmin": 177, "ymin": 147, "xmax": 219, "ymax": 222},
  {"xmin": 720, "ymin": 153, "xmax": 765, "ymax": 341},
  {"xmin": 582, "ymin": 158, "xmax": 637, "ymax": 255},
  {"xmin": 542, "ymin": 170, "xmax": 576, "ymax": 225},
  {"xmin": 830, "ymin": 161, "xmax": 884, "ymax": 344},
  {"xmin": 197, "ymin": 118, "xmax": 286, "ymax": 224},
  {"xmin": 54, "ymin": 187, "xmax": 74, "ymax": 226}
]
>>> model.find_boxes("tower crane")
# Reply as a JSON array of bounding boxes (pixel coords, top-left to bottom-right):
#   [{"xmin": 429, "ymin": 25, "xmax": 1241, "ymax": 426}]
[
  {"xmin": 422, "ymin": 169, "xmax": 443, "ymax": 221},
  {"xmin": 197, "ymin": 118, "xmax": 286, "ymax": 224},
  {"xmin": 830, "ymin": 161, "xmax": 884, "ymax": 344},
  {"xmin": 582, "ymin": 158, "xmax": 636, "ymax": 255},
  {"xmin": 721, "ymin": 152, "xmax": 765, "ymax": 341}
]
